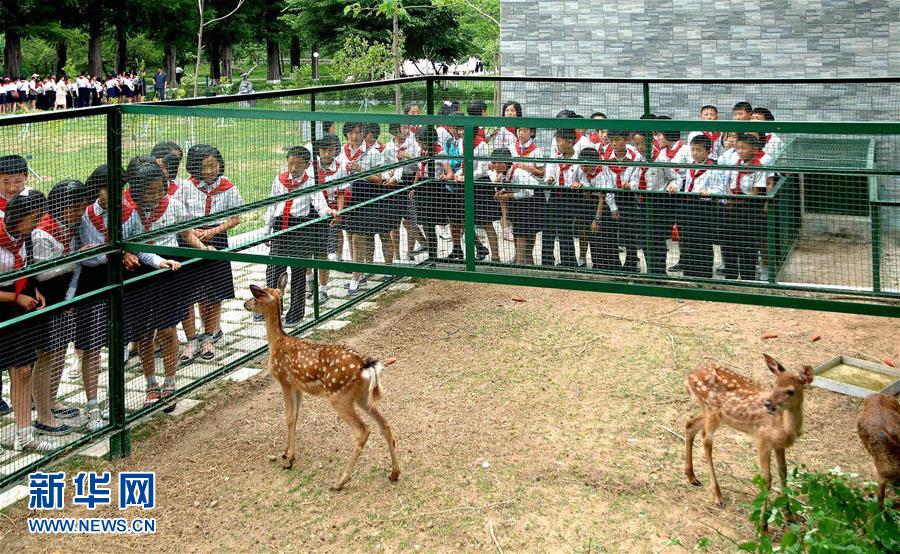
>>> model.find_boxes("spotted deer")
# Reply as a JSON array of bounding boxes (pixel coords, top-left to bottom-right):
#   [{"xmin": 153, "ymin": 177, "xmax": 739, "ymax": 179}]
[
  {"xmin": 857, "ymin": 393, "xmax": 900, "ymax": 508},
  {"xmin": 244, "ymin": 273, "xmax": 400, "ymax": 490},
  {"xmin": 684, "ymin": 354, "xmax": 814, "ymax": 509}
]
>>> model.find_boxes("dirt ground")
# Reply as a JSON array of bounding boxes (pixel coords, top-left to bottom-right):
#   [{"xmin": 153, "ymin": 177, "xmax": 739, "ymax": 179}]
[{"xmin": 2, "ymin": 281, "xmax": 898, "ymax": 552}]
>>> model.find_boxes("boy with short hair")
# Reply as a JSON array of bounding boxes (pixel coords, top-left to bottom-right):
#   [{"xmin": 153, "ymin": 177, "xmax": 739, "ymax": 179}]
[
  {"xmin": 722, "ymin": 132, "xmax": 772, "ymax": 281},
  {"xmin": 732, "ymin": 102, "xmax": 752, "ymax": 121},
  {"xmin": 687, "ymin": 105, "xmax": 724, "ymax": 160},
  {"xmin": 750, "ymin": 107, "xmax": 785, "ymax": 158},
  {"xmin": 576, "ymin": 146, "xmax": 619, "ymax": 271},
  {"xmin": 679, "ymin": 135, "xmax": 726, "ymax": 278},
  {"xmin": 541, "ymin": 128, "xmax": 580, "ymax": 267},
  {"xmin": 648, "ymin": 127, "xmax": 687, "ymax": 274}
]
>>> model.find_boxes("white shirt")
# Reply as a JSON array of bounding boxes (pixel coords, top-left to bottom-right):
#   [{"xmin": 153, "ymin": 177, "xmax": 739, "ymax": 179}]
[
  {"xmin": 32, "ymin": 220, "xmax": 79, "ymax": 282},
  {"xmin": 315, "ymin": 157, "xmax": 349, "ymax": 207},
  {"xmin": 0, "ymin": 225, "xmax": 28, "ymax": 286},
  {"xmin": 728, "ymin": 151, "xmax": 773, "ymax": 196},
  {"xmin": 491, "ymin": 126, "xmax": 516, "ymax": 151},
  {"xmin": 264, "ymin": 169, "xmax": 333, "ymax": 233},
  {"xmin": 381, "ymin": 138, "xmax": 418, "ymax": 182},
  {"xmin": 687, "ymin": 131, "xmax": 725, "ymax": 160},
  {"xmin": 105, "ymin": 78, "xmax": 118, "ymax": 89},
  {"xmin": 77, "ymin": 201, "xmax": 144, "ymax": 267},
  {"xmin": 682, "ymin": 158, "xmax": 726, "ymax": 196},
  {"xmin": 647, "ymin": 144, "xmax": 684, "ymax": 191},
  {"xmin": 545, "ymin": 154, "xmax": 581, "ymax": 198},
  {"xmin": 762, "ymin": 134, "xmax": 785, "ymax": 158},
  {"xmin": 76, "ymin": 76, "xmax": 90, "ymax": 88},
  {"xmin": 661, "ymin": 139, "xmax": 690, "ymax": 177},
  {"xmin": 573, "ymin": 134, "xmax": 596, "ymax": 157},
  {"xmin": 179, "ymin": 177, "xmax": 244, "ymax": 225},
  {"xmin": 134, "ymin": 197, "xmax": 189, "ymax": 268},
  {"xmin": 579, "ymin": 166, "xmax": 619, "ymax": 213}
]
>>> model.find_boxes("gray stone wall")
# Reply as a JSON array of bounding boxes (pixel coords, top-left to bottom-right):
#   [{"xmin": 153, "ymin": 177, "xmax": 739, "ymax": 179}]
[{"xmin": 499, "ymin": 0, "xmax": 900, "ymax": 229}]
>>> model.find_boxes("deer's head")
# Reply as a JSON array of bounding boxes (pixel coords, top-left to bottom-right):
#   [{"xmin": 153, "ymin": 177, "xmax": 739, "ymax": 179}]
[
  {"xmin": 244, "ymin": 273, "xmax": 287, "ymax": 317},
  {"xmin": 762, "ymin": 354, "xmax": 814, "ymax": 414}
]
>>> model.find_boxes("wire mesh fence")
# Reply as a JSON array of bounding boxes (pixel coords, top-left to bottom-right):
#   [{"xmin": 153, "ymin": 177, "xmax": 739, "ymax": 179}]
[{"xmin": 1, "ymin": 77, "xmax": 900, "ymax": 490}]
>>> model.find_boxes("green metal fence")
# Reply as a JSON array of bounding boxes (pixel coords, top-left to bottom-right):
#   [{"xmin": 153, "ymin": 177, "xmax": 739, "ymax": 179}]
[{"xmin": 1, "ymin": 76, "xmax": 899, "ymax": 491}]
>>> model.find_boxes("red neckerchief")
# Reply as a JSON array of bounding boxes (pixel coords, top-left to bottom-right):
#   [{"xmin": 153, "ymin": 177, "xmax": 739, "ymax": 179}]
[
  {"xmin": 86, "ymin": 200, "xmax": 134, "ymax": 242},
  {"xmin": 317, "ymin": 160, "xmax": 347, "ymax": 209},
  {"xmin": 604, "ymin": 148, "xmax": 635, "ymax": 189},
  {"xmin": 575, "ymin": 130, "xmax": 583, "ymax": 142},
  {"xmin": 365, "ymin": 140, "xmax": 387, "ymax": 153},
  {"xmin": 704, "ymin": 131, "xmax": 721, "ymax": 143},
  {"xmin": 688, "ymin": 158, "xmax": 714, "ymax": 192},
  {"xmin": 138, "ymin": 195, "xmax": 170, "ymax": 234},
  {"xmin": 473, "ymin": 133, "xmax": 486, "ymax": 149},
  {"xmin": 37, "ymin": 213, "xmax": 75, "ymax": 253},
  {"xmin": 662, "ymin": 140, "xmax": 684, "ymax": 160},
  {"xmin": 589, "ymin": 132, "xmax": 608, "ymax": 146},
  {"xmin": 414, "ymin": 144, "xmax": 443, "ymax": 182},
  {"xmin": 514, "ymin": 140, "xmax": 537, "ymax": 158},
  {"xmin": 190, "ymin": 176, "xmax": 234, "ymax": 216},
  {"xmin": 582, "ymin": 165, "xmax": 603, "ymax": 182},
  {"xmin": 652, "ymin": 140, "xmax": 661, "ymax": 159},
  {"xmin": 475, "ymin": 127, "xmax": 486, "ymax": 145},
  {"xmin": 410, "ymin": 125, "xmax": 421, "ymax": 133},
  {"xmin": 731, "ymin": 150, "xmax": 766, "ymax": 194},
  {"xmin": 765, "ymin": 134, "xmax": 773, "ymax": 144},
  {"xmin": 277, "ymin": 172, "xmax": 310, "ymax": 230},
  {"xmin": 0, "ymin": 196, "xmax": 7, "ymax": 214},
  {"xmin": 638, "ymin": 167, "xmax": 648, "ymax": 190},
  {"xmin": 343, "ymin": 143, "xmax": 364, "ymax": 162},
  {"xmin": 505, "ymin": 126, "xmax": 515, "ymax": 133},
  {"xmin": 555, "ymin": 152, "xmax": 574, "ymax": 194},
  {"xmin": 167, "ymin": 179, "xmax": 180, "ymax": 197},
  {"xmin": 0, "ymin": 219, "xmax": 27, "ymax": 296}
]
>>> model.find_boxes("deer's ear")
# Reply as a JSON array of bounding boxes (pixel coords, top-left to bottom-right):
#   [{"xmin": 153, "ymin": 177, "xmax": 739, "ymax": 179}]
[
  {"xmin": 250, "ymin": 284, "xmax": 270, "ymax": 300},
  {"xmin": 276, "ymin": 272, "xmax": 288, "ymax": 295},
  {"xmin": 800, "ymin": 365, "xmax": 815, "ymax": 384},
  {"xmin": 764, "ymin": 353, "xmax": 785, "ymax": 374}
]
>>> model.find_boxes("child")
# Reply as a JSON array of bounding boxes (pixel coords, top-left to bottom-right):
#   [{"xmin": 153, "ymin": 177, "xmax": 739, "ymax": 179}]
[
  {"xmin": 679, "ymin": 135, "xmax": 725, "ymax": 278},
  {"xmin": 73, "ymin": 165, "xmax": 141, "ymax": 430},
  {"xmin": 722, "ymin": 133, "xmax": 772, "ymax": 281},
  {"xmin": 598, "ymin": 130, "xmax": 642, "ymax": 272},
  {"xmin": 574, "ymin": 147, "xmax": 617, "ymax": 271},
  {"xmin": 541, "ymin": 128, "xmax": 579, "ymax": 268},
  {"xmin": 504, "ymin": 126, "xmax": 544, "ymax": 244},
  {"xmin": 382, "ymin": 123, "xmax": 427, "ymax": 262},
  {"xmin": 488, "ymin": 100, "xmax": 520, "ymax": 150},
  {"xmin": 469, "ymin": 148, "xmax": 505, "ymax": 263},
  {"xmin": 589, "ymin": 112, "xmax": 609, "ymax": 154},
  {"xmin": 648, "ymin": 126, "xmax": 687, "ymax": 275},
  {"xmin": 0, "ymin": 155, "xmax": 30, "ymax": 218},
  {"xmin": 750, "ymin": 107, "xmax": 785, "ymax": 158},
  {"xmin": 687, "ymin": 105, "xmax": 724, "ymax": 160},
  {"xmin": 495, "ymin": 147, "xmax": 541, "ymax": 266},
  {"xmin": 127, "ymin": 163, "xmax": 195, "ymax": 409},
  {"xmin": 412, "ymin": 125, "xmax": 453, "ymax": 262},
  {"xmin": 0, "ymin": 189, "xmax": 54, "ymax": 451},
  {"xmin": 263, "ymin": 147, "xmax": 336, "ymax": 324},
  {"xmin": 732, "ymin": 102, "xmax": 752, "ymax": 121},
  {"xmin": 312, "ymin": 134, "xmax": 349, "ymax": 300},
  {"xmin": 179, "ymin": 145, "xmax": 243, "ymax": 362},
  {"xmin": 31, "ymin": 180, "xmax": 93, "ymax": 437}
]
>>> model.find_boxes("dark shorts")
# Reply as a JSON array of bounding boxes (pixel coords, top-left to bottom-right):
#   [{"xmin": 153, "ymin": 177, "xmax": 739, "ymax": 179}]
[
  {"xmin": 507, "ymin": 195, "xmax": 544, "ymax": 238},
  {"xmin": 0, "ymin": 282, "xmax": 43, "ymax": 370}
]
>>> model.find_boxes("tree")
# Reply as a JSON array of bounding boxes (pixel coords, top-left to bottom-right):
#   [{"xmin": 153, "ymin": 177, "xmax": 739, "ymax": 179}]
[{"xmin": 193, "ymin": 0, "xmax": 245, "ymax": 96}]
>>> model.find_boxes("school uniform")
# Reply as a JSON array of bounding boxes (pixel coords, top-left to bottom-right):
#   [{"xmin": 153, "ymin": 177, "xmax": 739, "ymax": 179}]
[
  {"xmin": 412, "ymin": 143, "xmax": 449, "ymax": 260},
  {"xmin": 645, "ymin": 142, "xmax": 685, "ymax": 275},
  {"xmin": 722, "ymin": 150, "xmax": 772, "ymax": 280},
  {"xmin": 122, "ymin": 77, "xmax": 135, "ymax": 99},
  {"xmin": 679, "ymin": 158, "xmax": 725, "ymax": 278},
  {"xmin": 541, "ymin": 155, "xmax": 580, "ymax": 267},
  {"xmin": 315, "ymin": 157, "xmax": 349, "ymax": 257},
  {"xmin": 573, "ymin": 133, "xmax": 596, "ymax": 157},
  {"xmin": 106, "ymin": 79, "xmax": 119, "ymax": 100},
  {"xmin": 264, "ymin": 168, "xmax": 333, "ymax": 321},
  {"xmin": 491, "ymin": 127, "xmax": 516, "ymax": 151},
  {"xmin": 762, "ymin": 133, "xmax": 785, "ymax": 159},
  {"xmin": 180, "ymin": 176, "xmax": 243, "ymax": 303},
  {"xmin": 73, "ymin": 200, "xmax": 141, "ymax": 351},
  {"xmin": 126, "ymin": 197, "xmax": 191, "ymax": 339},
  {"xmin": 381, "ymin": 139, "xmax": 416, "ymax": 233},
  {"xmin": 348, "ymin": 141, "xmax": 394, "ymax": 236},
  {"xmin": 577, "ymin": 166, "xmax": 619, "ymax": 272},
  {"xmin": 32, "ymin": 214, "xmax": 81, "ymax": 353},
  {"xmin": 505, "ymin": 168, "xmax": 543, "ymax": 244},
  {"xmin": 600, "ymin": 146, "xmax": 644, "ymax": 272},
  {"xmin": 453, "ymin": 134, "xmax": 494, "ymax": 226},
  {"xmin": 76, "ymin": 76, "xmax": 91, "ymax": 108},
  {"xmin": 0, "ymin": 219, "xmax": 43, "ymax": 370}
]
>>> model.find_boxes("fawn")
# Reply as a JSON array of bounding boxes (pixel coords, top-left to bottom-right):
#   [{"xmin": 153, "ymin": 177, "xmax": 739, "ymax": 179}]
[
  {"xmin": 857, "ymin": 393, "xmax": 900, "ymax": 508},
  {"xmin": 244, "ymin": 273, "xmax": 400, "ymax": 490},
  {"xmin": 685, "ymin": 354, "xmax": 814, "ymax": 509}
]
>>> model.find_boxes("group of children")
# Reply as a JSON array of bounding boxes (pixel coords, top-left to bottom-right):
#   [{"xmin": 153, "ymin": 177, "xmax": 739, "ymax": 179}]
[
  {"xmin": 0, "ymin": 72, "xmax": 147, "ymax": 113},
  {"xmin": 0, "ymin": 140, "xmax": 244, "ymax": 453}
]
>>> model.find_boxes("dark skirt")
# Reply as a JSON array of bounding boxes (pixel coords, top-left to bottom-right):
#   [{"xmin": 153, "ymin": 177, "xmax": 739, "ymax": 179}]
[
  {"xmin": 507, "ymin": 195, "xmax": 544, "ymax": 238},
  {"xmin": 37, "ymin": 272, "xmax": 76, "ymax": 353},
  {"xmin": 196, "ymin": 231, "xmax": 235, "ymax": 303},
  {"xmin": 474, "ymin": 181, "xmax": 501, "ymax": 226},
  {"xmin": 75, "ymin": 264, "xmax": 111, "ymax": 351},
  {"xmin": 348, "ymin": 180, "xmax": 396, "ymax": 236},
  {"xmin": 0, "ymin": 281, "xmax": 44, "ymax": 370},
  {"xmin": 123, "ymin": 264, "xmax": 189, "ymax": 341},
  {"xmin": 271, "ymin": 215, "xmax": 327, "ymax": 260}
]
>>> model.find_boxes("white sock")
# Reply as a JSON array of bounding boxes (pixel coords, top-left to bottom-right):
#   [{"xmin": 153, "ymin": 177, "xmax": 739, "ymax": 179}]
[
  {"xmin": 349, "ymin": 279, "xmax": 359, "ymax": 290},
  {"xmin": 146, "ymin": 375, "xmax": 158, "ymax": 389}
]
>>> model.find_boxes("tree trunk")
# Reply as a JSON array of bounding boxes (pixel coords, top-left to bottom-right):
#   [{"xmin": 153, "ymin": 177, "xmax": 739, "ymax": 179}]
[
  {"xmin": 393, "ymin": 11, "xmax": 401, "ymax": 112},
  {"xmin": 3, "ymin": 30, "xmax": 22, "ymax": 78},
  {"xmin": 88, "ymin": 19, "xmax": 103, "ymax": 77},
  {"xmin": 266, "ymin": 38, "xmax": 282, "ymax": 82},
  {"xmin": 222, "ymin": 44, "xmax": 233, "ymax": 81},
  {"xmin": 164, "ymin": 44, "xmax": 177, "ymax": 85},
  {"xmin": 208, "ymin": 38, "xmax": 221, "ymax": 84},
  {"xmin": 193, "ymin": 0, "xmax": 205, "ymax": 97},
  {"xmin": 55, "ymin": 40, "xmax": 68, "ymax": 76},
  {"xmin": 116, "ymin": 25, "xmax": 127, "ymax": 73},
  {"xmin": 289, "ymin": 36, "xmax": 301, "ymax": 69}
]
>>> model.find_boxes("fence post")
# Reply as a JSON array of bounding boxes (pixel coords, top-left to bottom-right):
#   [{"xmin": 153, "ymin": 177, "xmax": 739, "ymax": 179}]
[
  {"xmin": 642, "ymin": 82, "xmax": 651, "ymax": 117},
  {"xmin": 871, "ymin": 202, "xmax": 882, "ymax": 293},
  {"xmin": 426, "ymin": 77, "xmax": 434, "ymax": 115},
  {"xmin": 106, "ymin": 106, "xmax": 131, "ymax": 460},
  {"xmin": 463, "ymin": 123, "xmax": 476, "ymax": 271}
]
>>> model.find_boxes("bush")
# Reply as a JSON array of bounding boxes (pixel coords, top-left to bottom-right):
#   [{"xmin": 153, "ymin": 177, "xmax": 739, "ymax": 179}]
[{"xmin": 741, "ymin": 466, "xmax": 899, "ymax": 553}]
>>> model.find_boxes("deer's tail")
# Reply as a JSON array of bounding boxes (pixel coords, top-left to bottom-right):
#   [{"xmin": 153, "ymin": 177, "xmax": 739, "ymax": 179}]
[{"xmin": 361, "ymin": 358, "xmax": 385, "ymax": 409}]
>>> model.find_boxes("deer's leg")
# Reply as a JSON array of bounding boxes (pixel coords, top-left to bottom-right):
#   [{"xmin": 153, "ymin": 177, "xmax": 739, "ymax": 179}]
[
  {"xmin": 685, "ymin": 414, "xmax": 704, "ymax": 486},
  {"xmin": 757, "ymin": 443, "xmax": 774, "ymax": 532},
  {"xmin": 331, "ymin": 395, "xmax": 370, "ymax": 490},
  {"xmin": 877, "ymin": 480, "xmax": 886, "ymax": 508},
  {"xmin": 702, "ymin": 414, "xmax": 724, "ymax": 508},
  {"xmin": 365, "ymin": 405, "xmax": 400, "ymax": 482},
  {"xmin": 774, "ymin": 448, "xmax": 788, "ymax": 491},
  {"xmin": 280, "ymin": 384, "xmax": 298, "ymax": 469}
]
